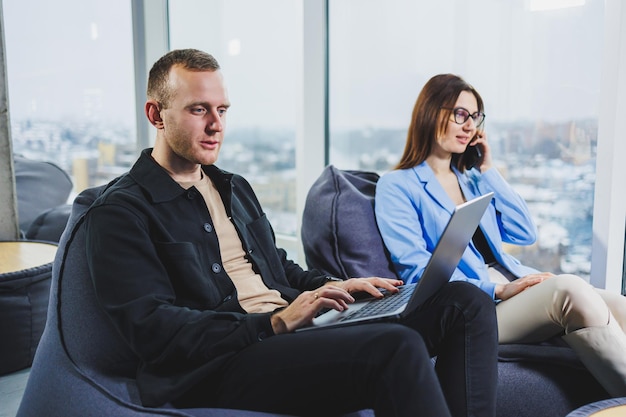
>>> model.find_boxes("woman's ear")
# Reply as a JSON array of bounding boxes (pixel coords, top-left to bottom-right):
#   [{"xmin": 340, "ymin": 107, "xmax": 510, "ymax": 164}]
[{"xmin": 145, "ymin": 100, "xmax": 164, "ymax": 129}]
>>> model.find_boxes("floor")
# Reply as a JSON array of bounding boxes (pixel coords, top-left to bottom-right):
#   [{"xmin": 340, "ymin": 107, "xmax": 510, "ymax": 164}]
[{"xmin": 0, "ymin": 368, "xmax": 29, "ymax": 417}]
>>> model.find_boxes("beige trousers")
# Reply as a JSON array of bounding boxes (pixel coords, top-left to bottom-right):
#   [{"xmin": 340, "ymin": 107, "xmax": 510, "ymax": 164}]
[{"xmin": 489, "ymin": 267, "xmax": 626, "ymax": 344}]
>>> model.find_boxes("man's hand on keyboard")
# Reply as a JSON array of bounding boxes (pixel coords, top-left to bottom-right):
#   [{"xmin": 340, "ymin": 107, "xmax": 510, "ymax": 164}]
[{"xmin": 324, "ymin": 277, "xmax": 403, "ymax": 299}]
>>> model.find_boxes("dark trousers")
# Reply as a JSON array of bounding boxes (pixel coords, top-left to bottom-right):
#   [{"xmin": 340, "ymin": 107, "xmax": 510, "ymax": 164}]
[{"xmin": 179, "ymin": 281, "xmax": 498, "ymax": 417}]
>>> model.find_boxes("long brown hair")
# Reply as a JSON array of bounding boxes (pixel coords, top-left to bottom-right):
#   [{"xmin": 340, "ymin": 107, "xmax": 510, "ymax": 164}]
[{"xmin": 395, "ymin": 74, "xmax": 484, "ymax": 171}]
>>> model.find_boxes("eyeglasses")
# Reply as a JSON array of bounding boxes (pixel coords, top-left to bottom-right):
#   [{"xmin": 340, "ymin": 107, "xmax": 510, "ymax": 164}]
[{"xmin": 442, "ymin": 107, "xmax": 485, "ymax": 127}]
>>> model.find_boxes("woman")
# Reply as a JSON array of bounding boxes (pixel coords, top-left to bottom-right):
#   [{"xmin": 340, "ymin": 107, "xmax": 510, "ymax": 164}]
[{"xmin": 374, "ymin": 73, "xmax": 626, "ymax": 397}]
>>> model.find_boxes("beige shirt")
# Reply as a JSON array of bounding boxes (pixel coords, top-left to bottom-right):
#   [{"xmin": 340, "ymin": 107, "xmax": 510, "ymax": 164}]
[{"xmin": 179, "ymin": 174, "xmax": 288, "ymax": 313}]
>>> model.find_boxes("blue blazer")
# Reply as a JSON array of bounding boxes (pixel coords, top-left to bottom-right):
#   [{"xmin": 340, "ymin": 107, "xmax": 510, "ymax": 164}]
[{"xmin": 375, "ymin": 161, "xmax": 540, "ymax": 299}]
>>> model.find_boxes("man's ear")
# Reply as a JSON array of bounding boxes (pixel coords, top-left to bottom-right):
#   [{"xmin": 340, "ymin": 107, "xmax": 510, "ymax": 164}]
[{"xmin": 145, "ymin": 100, "xmax": 164, "ymax": 129}]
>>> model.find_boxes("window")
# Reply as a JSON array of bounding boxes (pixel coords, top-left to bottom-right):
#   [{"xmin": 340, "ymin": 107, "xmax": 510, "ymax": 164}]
[
  {"xmin": 168, "ymin": 0, "xmax": 301, "ymax": 238},
  {"xmin": 329, "ymin": 0, "xmax": 603, "ymax": 280},
  {"xmin": 4, "ymin": 0, "xmax": 137, "ymax": 195}
]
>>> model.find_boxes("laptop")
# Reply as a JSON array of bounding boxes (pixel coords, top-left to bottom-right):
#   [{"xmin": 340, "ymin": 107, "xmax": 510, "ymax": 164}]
[{"xmin": 297, "ymin": 192, "xmax": 494, "ymax": 332}]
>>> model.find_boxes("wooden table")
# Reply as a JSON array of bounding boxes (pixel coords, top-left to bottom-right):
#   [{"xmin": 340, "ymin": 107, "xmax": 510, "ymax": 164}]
[
  {"xmin": 570, "ymin": 398, "xmax": 626, "ymax": 416},
  {"xmin": 0, "ymin": 241, "xmax": 57, "ymax": 274},
  {"xmin": 589, "ymin": 405, "xmax": 626, "ymax": 416},
  {"xmin": 0, "ymin": 240, "xmax": 58, "ymax": 375}
]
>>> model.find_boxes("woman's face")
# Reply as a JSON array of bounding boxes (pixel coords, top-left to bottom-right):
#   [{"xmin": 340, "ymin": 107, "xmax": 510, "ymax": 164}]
[{"xmin": 434, "ymin": 90, "xmax": 479, "ymax": 156}]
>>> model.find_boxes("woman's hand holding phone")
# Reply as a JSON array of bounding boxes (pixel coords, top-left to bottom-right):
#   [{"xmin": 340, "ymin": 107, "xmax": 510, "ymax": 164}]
[{"xmin": 467, "ymin": 129, "xmax": 492, "ymax": 172}]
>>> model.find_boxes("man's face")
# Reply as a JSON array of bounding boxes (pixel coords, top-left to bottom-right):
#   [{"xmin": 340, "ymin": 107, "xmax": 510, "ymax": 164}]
[{"xmin": 158, "ymin": 65, "xmax": 230, "ymax": 167}]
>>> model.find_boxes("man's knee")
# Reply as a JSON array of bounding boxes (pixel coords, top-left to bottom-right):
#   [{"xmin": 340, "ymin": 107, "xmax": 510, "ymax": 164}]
[
  {"xmin": 376, "ymin": 325, "xmax": 435, "ymax": 374},
  {"xmin": 357, "ymin": 324, "xmax": 432, "ymax": 371},
  {"xmin": 371, "ymin": 324, "xmax": 428, "ymax": 354},
  {"xmin": 445, "ymin": 281, "xmax": 496, "ymax": 321}
]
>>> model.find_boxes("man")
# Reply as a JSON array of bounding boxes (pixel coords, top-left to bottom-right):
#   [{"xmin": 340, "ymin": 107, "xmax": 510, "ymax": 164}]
[{"xmin": 84, "ymin": 48, "xmax": 498, "ymax": 417}]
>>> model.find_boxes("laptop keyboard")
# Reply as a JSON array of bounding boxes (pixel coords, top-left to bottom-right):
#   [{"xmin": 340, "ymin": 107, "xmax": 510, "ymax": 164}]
[{"xmin": 341, "ymin": 284, "xmax": 416, "ymax": 321}]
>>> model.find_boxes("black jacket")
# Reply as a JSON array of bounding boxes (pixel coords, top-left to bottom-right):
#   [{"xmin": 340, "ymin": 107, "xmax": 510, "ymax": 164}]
[{"xmin": 85, "ymin": 148, "xmax": 328, "ymax": 406}]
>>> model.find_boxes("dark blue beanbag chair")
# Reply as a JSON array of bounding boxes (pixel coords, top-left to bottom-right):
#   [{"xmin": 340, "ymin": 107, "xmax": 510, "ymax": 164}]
[{"xmin": 301, "ymin": 165, "xmax": 396, "ymax": 279}]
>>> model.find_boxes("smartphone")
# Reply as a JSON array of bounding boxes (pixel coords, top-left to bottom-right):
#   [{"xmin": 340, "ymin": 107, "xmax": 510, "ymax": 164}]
[
  {"xmin": 462, "ymin": 126, "xmax": 485, "ymax": 170},
  {"xmin": 463, "ymin": 144, "xmax": 483, "ymax": 170}
]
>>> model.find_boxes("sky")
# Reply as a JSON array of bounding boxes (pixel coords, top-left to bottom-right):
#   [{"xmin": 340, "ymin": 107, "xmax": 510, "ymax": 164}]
[
  {"xmin": 3, "ymin": 0, "xmax": 136, "ymax": 126},
  {"xmin": 1, "ymin": 0, "xmax": 605, "ymax": 130}
]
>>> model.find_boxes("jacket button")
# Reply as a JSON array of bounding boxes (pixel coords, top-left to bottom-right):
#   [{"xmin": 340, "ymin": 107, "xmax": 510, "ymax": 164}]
[
  {"xmin": 223, "ymin": 294, "xmax": 232, "ymax": 302},
  {"xmin": 257, "ymin": 331, "xmax": 267, "ymax": 341},
  {"xmin": 203, "ymin": 223, "xmax": 213, "ymax": 233},
  {"xmin": 212, "ymin": 263, "xmax": 222, "ymax": 273},
  {"xmin": 186, "ymin": 190, "xmax": 197, "ymax": 200}
]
